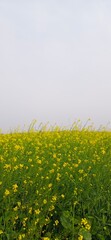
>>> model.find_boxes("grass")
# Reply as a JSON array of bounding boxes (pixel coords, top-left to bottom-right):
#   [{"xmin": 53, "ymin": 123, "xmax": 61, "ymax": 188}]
[{"xmin": 0, "ymin": 125, "xmax": 111, "ymax": 239}]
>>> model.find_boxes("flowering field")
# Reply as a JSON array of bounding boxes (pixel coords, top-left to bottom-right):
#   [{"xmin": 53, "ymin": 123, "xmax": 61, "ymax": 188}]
[{"xmin": 0, "ymin": 128, "xmax": 111, "ymax": 239}]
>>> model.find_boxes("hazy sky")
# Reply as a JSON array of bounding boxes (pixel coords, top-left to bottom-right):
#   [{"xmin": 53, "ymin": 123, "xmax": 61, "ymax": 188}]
[{"xmin": 0, "ymin": 0, "xmax": 111, "ymax": 132}]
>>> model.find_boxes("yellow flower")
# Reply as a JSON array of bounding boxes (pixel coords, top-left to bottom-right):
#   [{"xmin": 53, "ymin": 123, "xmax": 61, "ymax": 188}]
[
  {"xmin": 18, "ymin": 234, "xmax": 25, "ymax": 240},
  {"xmin": 49, "ymin": 205, "xmax": 55, "ymax": 211},
  {"xmin": 23, "ymin": 180, "xmax": 27, "ymax": 184},
  {"xmin": 13, "ymin": 184, "xmax": 18, "ymax": 192},
  {"xmin": 14, "ymin": 165, "xmax": 19, "ymax": 170},
  {"xmin": 48, "ymin": 183, "xmax": 52, "ymax": 188},
  {"xmin": 49, "ymin": 169, "xmax": 54, "ymax": 173},
  {"xmin": 13, "ymin": 206, "xmax": 18, "ymax": 211},
  {"xmin": 73, "ymin": 163, "xmax": 79, "ymax": 168},
  {"xmin": 19, "ymin": 164, "xmax": 23, "ymax": 168},
  {"xmin": 85, "ymin": 223, "xmax": 91, "ymax": 230},
  {"xmin": 81, "ymin": 218, "xmax": 91, "ymax": 230},
  {"xmin": 78, "ymin": 169, "xmax": 84, "ymax": 174},
  {"xmin": 43, "ymin": 199, "xmax": 47, "ymax": 204},
  {"xmin": 35, "ymin": 218, "xmax": 39, "ymax": 225},
  {"xmin": 55, "ymin": 220, "xmax": 59, "ymax": 225},
  {"xmin": 53, "ymin": 153, "xmax": 56, "ymax": 158},
  {"xmin": 4, "ymin": 189, "xmax": 10, "ymax": 196},
  {"xmin": 17, "ymin": 201, "xmax": 21, "ymax": 207},
  {"xmin": 37, "ymin": 159, "xmax": 42, "ymax": 164},
  {"xmin": 28, "ymin": 158, "xmax": 32, "ymax": 162},
  {"xmin": 78, "ymin": 234, "xmax": 83, "ymax": 240},
  {"xmin": 81, "ymin": 218, "xmax": 88, "ymax": 225},
  {"xmin": 29, "ymin": 207, "xmax": 32, "ymax": 214},
  {"xmin": 15, "ymin": 145, "xmax": 21, "ymax": 150},
  {"xmin": 42, "ymin": 237, "xmax": 50, "ymax": 240},
  {"xmin": 52, "ymin": 195, "xmax": 57, "ymax": 201},
  {"xmin": 0, "ymin": 230, "xmax": 3, "ymax": 235},
  {"xmin": 35, "ymin": 209, "xmax": 40, "ymax": 215},
  {"xmin": 4, "ymin": 164, "xmax": 11, "ymax": 170}
]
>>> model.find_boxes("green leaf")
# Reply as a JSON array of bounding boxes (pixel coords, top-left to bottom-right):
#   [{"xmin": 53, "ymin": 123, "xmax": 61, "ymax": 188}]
[
  {"xmin": 97, "ymin": 234, "xmax": 105, "ymax": 240},
  {"xmin": 79, "ymin": 228, "xmax": 92, "ymax": 240},
  {"xmin": 60, "ymin": 211, "xmax": 72, "ymax": 230}
]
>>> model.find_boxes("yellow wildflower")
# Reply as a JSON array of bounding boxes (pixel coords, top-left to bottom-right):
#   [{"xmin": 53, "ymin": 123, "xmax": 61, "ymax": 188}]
[
  {"xmin": 13, "ymin": 206, "xmax": 18, "ymax": 211},
  {"xmin": 4, "ymin": 189, "xmax": 10, "ymax": 196},
  {"xmin": 29, "ymin": 207, "xmax": 32, "ymax": 214},
  {"xmin": 13, "ymin": 184, "xmax": 18, "ymax": 192},
  {"xmin": 48, "ymin": 183, "xmax": 52, "ymax": 188},
  {"xmin": 23, "ymin": 180, "xmax": 27, "ymax": 184},
  {"xmin": 53, "ymin": 153, "xmax": 56, "ymax": 158},
  {"xmin": 17, "ymin": 201, "xmax": 21, "ymax": 207},
  {"xmin": 43, "ymin": 199, "xmax": 47, "ymax": 204},
  {"xmin": 35, "ymin": 209, "xmax": 40, "ymax": 215},
  {"xmin": 19, "ymin": 164, "xmax": 23, "ymax": 168},
  {"xmin": 42, "ymin": 237, "xmax": 50, "ymax": 240},
  {"xmin": 49, "ymin": 205, "xmax": 55, "ymax": 211},
  {"xmin": 18, "ymin": 234, "xmax": 25, "ymax": 240},
  {"xmin": 14, "ymin": 165, "xmax": 19, "ymax": 170},
  {"xmin": 0, "ymin": 230, "xmax": 3, "ymax": 234},
  {"xmin": 15, "ymin": 145, "xmax": 21, "ymax": 150},
  {"xmin": 52, "ymin": 195, "xmax": 57, "ymax": 201},
  {"xmin": 78, "ymin": 235, "xmax": 83, "ymax": 240},
  {"xmin": 55, "ymin": 220, "xmax": 59, "ymax": 225},
  {"xmin": 81, "ymin": 218, "xmax": 91, "ymax": 230}
]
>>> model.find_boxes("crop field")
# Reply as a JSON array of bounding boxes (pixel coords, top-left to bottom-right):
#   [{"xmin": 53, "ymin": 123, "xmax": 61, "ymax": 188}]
[{"xmin": 0, "ymin": 127, "xmax": 111, "ymax": 240}]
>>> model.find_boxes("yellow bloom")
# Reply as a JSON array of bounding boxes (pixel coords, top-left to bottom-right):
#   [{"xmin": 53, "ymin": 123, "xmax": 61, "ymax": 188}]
[
  {"xmin": 35, "ymin": 209, "xmax": 40, "ymax": 215},
  {"xmin": 49, "ymin": 205, "xmax": 55, "ymax": 211},
  {"xmin": 15, "ymin": 145, "xmax": 21, "ymax": 150},
  {"xmin": 37, "ymin": 159, "xmax": 42, "ymax": 164},
  {"xmin": 23, "ymin": 180, "xmax": 27, "ymax": 184},
  {"xmin": 35, "ymin": 218, "xmax": 39, "ymax": 225},
  {"xmin": 4, "ymin": 189, "xmax": 10, "ymax": 196},
  {"xmin": 42, "ymin": 237, "xmax": 50, "ymax": 240},
  {"xmin": 85, "ymin": 223, "xmax": 91, "ymax": 230},
  {"xmin": 53, "ymin": 153, "xmax": 56, "ymax": 158},
  {"xmin": 78, "ymin": 235, "xmax": 83, "ymax": 240},
  {"xmin": 13, "ymin": 184, "xmax": 18, "ymax": 192},
  {"xmin": 29, "ymin": 207, "xmax": 32, "ymax": 214},
  {"xmin": 55, "ymin": 220, "xmax": 59, "ymax": 225},
  {"xmin": 78, "ymin": 169, "xmax": 84, "ymax": 174},
  {"xmin": 0, "ymin": 230, "xmax": 3, "ymax": 234},
  {"xmin": 4, "ymin": 164, "xmax": 11, "ymax": 171},
  {"xmin": 81, "ymin": 218, "xmax": 88, "ymax": 225},
  {"xmin": 17, "ymin": 201, "xmax": 21, "ymax": 207},
  {"xmin": 43, "ymin": 199, "xmax": 47, "ymax": 204},
  {"xmin": 28, "ymin": 158, "xmax": 32, "ymax": 162},
  {"xmin": 81, "ymin": 218, "xmax": 91, "ymax": 230},
  {"xmin": 13, "ymin": 206, "xmax": 18, "ymax": 211},
  {"xmin": 14, "ymin": 165, "xmax": 19, "ymax": 170},
  {"xmin": 49, "ymin": 169, "xmax": 54, "ymax": 173},
  {"xmin": 48, "ymin": 183, "xmax": 52, "ymax": 188},
  {"xmin": 52, "ymin": 195, "xmax": 57, "ymax": 201},
  {"xmin": 18, "ymin": 234, "xmax": 25, "ymax": 240},
  {"xmin": 19, "ymin": 164, "xmax": 23, "ymax": 168}
]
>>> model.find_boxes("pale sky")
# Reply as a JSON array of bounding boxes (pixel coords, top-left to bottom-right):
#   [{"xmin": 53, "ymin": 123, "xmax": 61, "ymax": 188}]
[{"xmin": 0, "ymin": 0, "xmax": 111, "ymax": 132}]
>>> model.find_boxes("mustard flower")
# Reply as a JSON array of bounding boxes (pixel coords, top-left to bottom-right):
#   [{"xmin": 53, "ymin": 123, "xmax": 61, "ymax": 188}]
[{"xmin": 4, "ymin": 189, "xmax": 10, "ymax": 196}]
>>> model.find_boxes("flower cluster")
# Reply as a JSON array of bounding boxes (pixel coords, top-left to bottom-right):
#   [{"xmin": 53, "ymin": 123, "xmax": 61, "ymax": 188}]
[{"xmin": 0, "ymin": 127, "xmax": 111, "ymax": 239}]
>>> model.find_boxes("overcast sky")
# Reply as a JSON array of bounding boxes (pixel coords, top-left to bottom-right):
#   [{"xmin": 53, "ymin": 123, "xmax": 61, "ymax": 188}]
[{"xmin": 0, "ymin": 0, "xmax": 111, "ymax": 132}]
